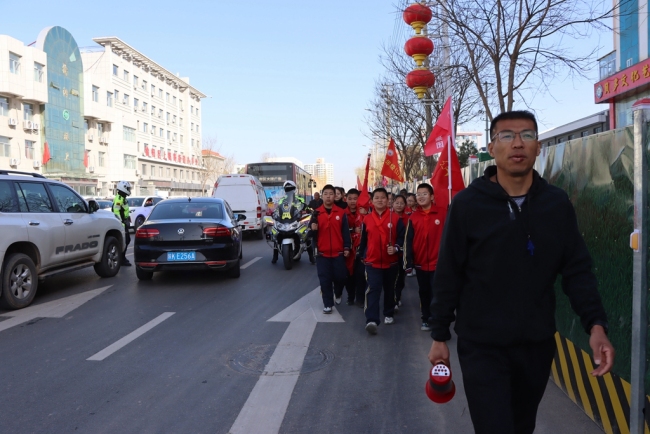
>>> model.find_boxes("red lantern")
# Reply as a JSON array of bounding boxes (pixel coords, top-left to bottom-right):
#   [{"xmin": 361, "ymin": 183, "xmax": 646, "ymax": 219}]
[
  {"xmin": 403, "ymin": 3, "xmax": 432, "ymax": 35},
  {"xmin": 406, "ymin": 68, "xmax": 435, "ymax": 99},
  {"xmin": 405, "ymin": 36, "xmax": 434, "ymax": 67}
]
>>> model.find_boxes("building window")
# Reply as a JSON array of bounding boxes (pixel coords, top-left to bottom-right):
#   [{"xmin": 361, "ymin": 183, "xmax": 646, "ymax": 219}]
[
  {"xmin": 196, "ymin": 124, "xmax": 199, "ymax": 133},
  {"xmin": 174, "ymin": 169, "xmax": 177, "ymax": 178},
  {"xmin": 151, "ymin": 105, "xmax": 155, "ymax": 115},
  {"xmin": 594, "ymin": 127, "xmax": 603, "ymax": 134},
  {"xmin": 0, "ymin": 136, "xmax": 10, "ymax": 157},
  {"xmin": 151, "ymin": 165, "xmax": 155, "ymax": 176},
  {"xmin": 123, "ymin": 94, "xmax": 130, "ymax": 105},
  {"xmin": 142, "ymin": 79, "xmax": 147, "ymax": 90},
  {"xmin": 23, "ymin": 103, "xmax": 33, "ymax": 121},
  {"xmin": 99, "ymin": 152, "xmax": 105, "ymax": 167},
  {"xmin": 25, "ymin": 140, "xmax": 35, "ymax": 159},
  {"xmin": 581, "ymin": 131, "xmax": 589, "ymax": 137},
  {"xmin": 115, "ymin": 89, "xmax": 120, "ymax": 103},
  {"xmin": 123, "ymin": 70, "xmax": 129, "ymax": 81},
  {"xmin": 107, "ymin": 91, "xmax": 113, "ymax": 107},
  {"xmin": 567, "ymin": 134, "xmax": 575, "ymax": 140},
  {"xmin": 134, "ymin": 98, "xmax": 139, "ymax": 109},
  {"xmin": 179, "ymin": 117, "xmax": 183, "ymax": 127},
  {"xmin": 84, "ymin": 119, "xmax": 89, "ymax": 132},
  {"xmin": 158, "ymin": 89, "xmax": 163, "ymax": 98},
  {"xmin": 167, "ymin": 130, "xmax": 171, "ymax": 140},
  {"xmin": 159, "ymin": 127, "xmax": 163, "ymax": 137},
  {"xmin": 113, "ymin": 64, "xmax": 118, "ymax": 76},
  {"xmin": 141, "ymin": 164, "xmax": 147, "ymax": 176},
  {"xmin": 9, "ymin": 52, "xmax": 21, "ymax": 74},
  {"xmin": 191, "ymin": 105, "xmax": 194, "ymax": 114},
  {"xmin": 166, "ymin": 92, "xmax": 170, "ymax": 102},
  {"xmin": 172, "ymin": 96, "xmax": 177, "ymax": 106},
  {"xmin": 191, "ymin": 138, "xmax": 195, "ymax": 147},
  {"xmin": 158, "ymin": 109, "xmax": 163, "ymax": 118},
  {"xmin": 143, "ymin": 122, "xmax": 148, "ymax": 133},
  {"xmin": 180, "ymin": 135, "xmax": 183, "ymax": 144},
  {"xmin": 196, "ymin": 108, "xmax": 199, "ymax": 117},
  {"xmin": 180, "ymin": 99, "xmax": 183, "ymax": 111},
  {"xmin": 167, "ymin": 168, "xmax": 170, "ymax": 177},
  {"xmin": 143, "ymin": 102, "xmax": 148, "ymax": 112},
  {"xmin": 173, "ymin": 115, "xmax": 176, "ymax": 124},
  {"xmin": 166, "ymin": 112, "xmax": 170, "ymax": 122},
  {"xmin": 92, "ymin": 85, "xmax": 99, "ymax": 102},
  {"xmin": 124, "ymin": 154, "xmax": 136, "ymax": 170},
  {"xmin": 133, "ymin": 75, "xmax": 139, "ymax": 87},
  {"xmin": 34, "ymin": 63, "xmax": 44, "ymax": 82},
  {"xmin": 173, "ymin": 133, "xmax": 177, "ymax": 141},
  {"xmin": 0, "ymin": 97, "xmax": 8, "ymax": 116},
  {"xmin": 123, "ymin": 126, "xmax": 136, "ymax": 142},
  {"xmin": 191, "ymin": 122, "xmax": 194, "ymax": 131},
  {"xmin": 98, "ymin": 123, "xmax": 104, "ymax": 135}
]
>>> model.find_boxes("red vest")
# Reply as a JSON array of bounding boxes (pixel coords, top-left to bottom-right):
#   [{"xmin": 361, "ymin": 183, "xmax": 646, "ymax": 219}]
[
  {"xmin": 406, "ymin": 206, "xmax": 446, "ymax": 271},
  {"xmin": 315, "ymin": 205, "xmax": 347, "ymax": 258},
  {"xmin": 363, "ymin": 209, "xmax": 401, "ymax": 269}
]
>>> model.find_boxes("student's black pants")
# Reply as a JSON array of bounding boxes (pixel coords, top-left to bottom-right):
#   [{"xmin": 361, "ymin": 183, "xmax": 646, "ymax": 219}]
[
  {"xmin": 416, "ymin": 269, "xmax": 434, "ymax": 322},
  {"xmin": 345, "ymin": 256, "xmax": 367, "ymax": 303},
  {"xmin": 364, "ymin": 265, "xmax": 397, "ymax": 324},
  {"xmin": 457, "ymin": 337, "xmax": 556, "ymax": 434},
  {"xmin": 316, "ymin": 255, "xmax": 346, "ymax": 308}
]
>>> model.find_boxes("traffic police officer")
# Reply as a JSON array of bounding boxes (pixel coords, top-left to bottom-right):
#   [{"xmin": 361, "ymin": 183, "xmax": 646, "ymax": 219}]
[{"xmin": 113, "ymin": 180, "xmax": 132, "ymax": 266}]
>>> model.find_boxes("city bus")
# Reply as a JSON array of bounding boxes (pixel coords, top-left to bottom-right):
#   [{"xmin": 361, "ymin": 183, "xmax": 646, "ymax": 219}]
[{"xmin": 245, "ymin": 162, "xmax": 312, "ymax": 204}]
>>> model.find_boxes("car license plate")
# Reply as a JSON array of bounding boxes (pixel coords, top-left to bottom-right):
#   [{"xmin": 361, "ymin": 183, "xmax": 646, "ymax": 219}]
[{"xmin": 167, "ymin": 252, "xmax": 196, "ymax": 261}]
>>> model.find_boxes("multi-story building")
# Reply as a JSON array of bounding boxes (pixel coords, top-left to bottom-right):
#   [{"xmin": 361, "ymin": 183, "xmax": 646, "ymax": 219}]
[
  {"xmin": 0, "ymin": 26, "xmax": 207, "ymax": 197},
  {"xmin": 81, "ymin": 36, "xmax": 206, "ymax": 197},
  {"xmin": 304, "ymin": 158, "xmax": 334, "ymax": 185},
  {"xmin": 594, "ymin": 1, "xmax": 650, "ymax": 128},
  {"xmin": 0, "ymin": 34, "xmax": 48, "ymax": 176}
]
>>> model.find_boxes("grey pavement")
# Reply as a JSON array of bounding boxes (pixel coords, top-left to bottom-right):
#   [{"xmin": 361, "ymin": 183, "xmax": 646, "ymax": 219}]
[{"xmin": 0, "ymin": 237, "xmax": 602, "ymax": 433}]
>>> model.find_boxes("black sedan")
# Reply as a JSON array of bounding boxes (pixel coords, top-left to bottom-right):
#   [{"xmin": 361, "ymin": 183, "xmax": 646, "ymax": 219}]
[{"xmin": 134, "ymin": 197, "xmax": 244, "ymax": 280}]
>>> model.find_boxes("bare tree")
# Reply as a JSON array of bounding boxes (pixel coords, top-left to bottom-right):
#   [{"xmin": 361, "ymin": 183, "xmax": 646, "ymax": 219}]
[
  {"xmin": 426, "ymin": 0, "xmax": 620, "ymax": 121},
  {"xmin": 196, "ymin": 136, "xmax": 225, "ymax": 197}
]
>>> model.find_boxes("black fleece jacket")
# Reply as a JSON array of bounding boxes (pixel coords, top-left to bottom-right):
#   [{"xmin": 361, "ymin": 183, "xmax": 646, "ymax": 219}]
[{"xmin": 429, "ymin": 166, "xmax": 607, "ymax": 345}]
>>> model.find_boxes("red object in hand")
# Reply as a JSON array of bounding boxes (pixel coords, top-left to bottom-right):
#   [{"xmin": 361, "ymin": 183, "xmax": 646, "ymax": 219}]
[{"xmin": 425, "ymin": 363, "xmax": 456, "ymax": 403}]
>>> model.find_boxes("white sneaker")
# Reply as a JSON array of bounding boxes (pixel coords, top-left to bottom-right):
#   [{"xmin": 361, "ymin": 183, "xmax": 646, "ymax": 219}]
[
  {"xmin": 334, "ymin": 296, "xmax": 342, "ymax": 305},
  {"xmin": 365, "ymin": 322, "xmax": 378, "ymax": 334},
  {"xmin": 384, "ymin": 317, "xmax": 394, "ymax": 325},
  {"xmin": 323, "ymin": 307, "xmax": 332, "ymax": 314},
  {"xmin": 398, "ymin": 300, "xmax": 402, "ymax": 307},
  {"xmin": 394, "ymin": 304, "xmax": 399, "ymax": 311}
]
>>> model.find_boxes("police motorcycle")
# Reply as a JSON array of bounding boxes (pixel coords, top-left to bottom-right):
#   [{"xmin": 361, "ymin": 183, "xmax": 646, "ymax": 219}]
[{"xmin": 267, "ymin": 190, "xmax": 312, "ymax": 270}]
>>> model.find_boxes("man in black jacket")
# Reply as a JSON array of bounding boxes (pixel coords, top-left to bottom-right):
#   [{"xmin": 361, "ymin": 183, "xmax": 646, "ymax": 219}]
[{"xmin": 428, "ymin": 110, "xmax": 614, "ymax": 434}]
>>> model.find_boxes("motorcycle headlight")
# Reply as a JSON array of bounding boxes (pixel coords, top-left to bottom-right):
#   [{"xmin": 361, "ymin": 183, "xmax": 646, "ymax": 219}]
[
  {"xmin": 289, "ymin": 221, "xmax": 300, "ymax": 230},
  {"xmin": 276, "ymin": 222, "xmax": 286, "ymax": 231}
]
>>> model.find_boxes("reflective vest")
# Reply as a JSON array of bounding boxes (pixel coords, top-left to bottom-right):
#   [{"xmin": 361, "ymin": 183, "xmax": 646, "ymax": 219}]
[{"xmin": 113, "ymin": 195, "xmax": 130, "ymax": 225}]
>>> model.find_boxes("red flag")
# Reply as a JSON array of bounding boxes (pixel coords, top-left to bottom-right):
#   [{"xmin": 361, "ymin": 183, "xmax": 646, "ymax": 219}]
[
  {"xmin": 431, "ymin": 137, "xmax": 465, "ymax": 209},
  {"xmin": 424, "ymin": 96, "xmax": 455, "ymax": 156},
  {"xmin": 356, "ymin": 175, "xmax": 362, "ymax": 191},
  {"xmin": 42, "ymin": 142, "xmax": 51, "ymax": 165},
  {"xmin": 83, "ymin": 150, "xmax": 89, "ymax": 168},
  {"xmin": 380, "ymin": 138, "xmax": 405, "ymax": 182},
  {"xmin": 357, "ymin": 153, "xmax": 371, "ymax": 209}
]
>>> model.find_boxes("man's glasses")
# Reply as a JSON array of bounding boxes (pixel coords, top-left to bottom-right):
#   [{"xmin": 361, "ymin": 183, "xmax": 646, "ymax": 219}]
[{"xmin": 492, "ymin": 130, "xmax": 537, "ymax": 143}]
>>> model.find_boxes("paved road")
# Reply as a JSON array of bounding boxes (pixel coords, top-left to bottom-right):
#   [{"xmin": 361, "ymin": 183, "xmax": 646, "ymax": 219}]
[{"xmin": 0, "ymin": 237, "xmax": 602, "ymax": 433}]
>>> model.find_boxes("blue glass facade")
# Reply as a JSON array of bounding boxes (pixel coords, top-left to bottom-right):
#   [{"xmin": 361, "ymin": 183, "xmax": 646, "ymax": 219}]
[
  {"xmin": 35, "ymin": 26, "xmax": 85, "ymax": 175},
  {"xmin": 620, "ymin": 0, "xmax": 639, "ymax": 67}
]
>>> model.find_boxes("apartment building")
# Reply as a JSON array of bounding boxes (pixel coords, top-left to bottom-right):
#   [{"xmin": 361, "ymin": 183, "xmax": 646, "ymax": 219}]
[
  {"xmin": 0, "ymin": 34, "xmax": 48, "ymax": 175},
  {"xmin": 0, "ymin": 26, "xmax": 207, "ymax": 197},
  {"xmin": 304, "ymin": 158, "xmax": 334, "ymax": 185}
]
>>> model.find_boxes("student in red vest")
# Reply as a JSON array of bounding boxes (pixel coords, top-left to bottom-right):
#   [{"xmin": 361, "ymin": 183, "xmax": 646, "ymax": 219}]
[
  {"xmin": 310, "ymin": 184, "xmax": 351, "ymax": 313},
  {"xmin": 343, "ymin": 188, "xmax": 366, "ymax": 306},
  {"xmin": 403, "ymin": 183, "xmax": 446, "ymax": 331},
  {"xmin": 358, "ymin": 188, "xmax": 406, "ymax": 334},
  {"xmin": 406, "ymin": 193, "xmax": 417, "ymax": 213},
  {"xmin": 391, "ymin": 194, "xmax": 410, "ymax": 310}
]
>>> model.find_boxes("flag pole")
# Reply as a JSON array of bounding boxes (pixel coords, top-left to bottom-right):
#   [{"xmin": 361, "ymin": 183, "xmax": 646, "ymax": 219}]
[{"xmin": 447, "ymin": 136, "xmax": 452, "ymax": 205}]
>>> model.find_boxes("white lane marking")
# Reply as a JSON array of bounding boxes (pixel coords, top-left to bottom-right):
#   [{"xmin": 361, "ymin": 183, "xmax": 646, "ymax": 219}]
[
  {"xmin": 0, "ymin": 286, "xmax": 112, "ymax": 333},
  {"xmin": 87, "ymin": 312, "xmax": 175, "ymax": 361},
  {"xmin": 240, "ymin": 257, "xmax": 262, "ymax": 269},
  {"xmin": 229, "ymin": 287, "xmax": 343, "ymax": 434}
]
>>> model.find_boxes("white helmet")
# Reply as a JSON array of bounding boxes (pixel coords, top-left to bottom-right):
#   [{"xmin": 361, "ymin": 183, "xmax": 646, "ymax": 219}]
[
  {"xmin": 116, "ymin": 180, "xmax": 132, "ymax": 196},
  {"xmin": 283, "ymin": 180, "xmax": 297, "ymax": 193}
]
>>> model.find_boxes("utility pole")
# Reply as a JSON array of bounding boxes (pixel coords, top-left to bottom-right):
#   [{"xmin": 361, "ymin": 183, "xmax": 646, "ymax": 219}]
[{"xmin": 483, "ymin": 81, "xmax": 490, "ymax": 150}]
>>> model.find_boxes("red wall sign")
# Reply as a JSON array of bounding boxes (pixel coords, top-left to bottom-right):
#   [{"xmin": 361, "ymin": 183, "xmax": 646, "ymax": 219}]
[{"xmin": 594, "ymin": 59, "xmax": 650, "ymax": 103}]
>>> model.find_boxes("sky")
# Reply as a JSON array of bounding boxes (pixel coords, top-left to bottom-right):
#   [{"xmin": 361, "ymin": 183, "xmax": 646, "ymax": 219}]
[{"xmin": 2, "ymin": 1, "xmax": 613, "ymax": 189}]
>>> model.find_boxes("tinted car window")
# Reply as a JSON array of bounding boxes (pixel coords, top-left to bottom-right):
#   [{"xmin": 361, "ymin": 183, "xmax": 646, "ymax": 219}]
[
  {"xmin": 0, "ymin": 181, "xmax": 18, "ymax": 212},
  {"xmin": 149, "ymin": 202, "xmax": 223, "ymax": 220},
  {"xmin": 16, "ymin": 182, "xmax": 53, "ymax": 213},
  {"xmin": 153, "ymin": 197, "xmax": 163, "ymax": 204},
  {"xmin": 127, "ymin": 197, "xmax": 145, "ymax": 207},
  {"xmin": 49, "ymin": 185, "xmax": 87, "ymax": 213},
  {"xmin": 97, "ymin": 200, "xmax": 113, "ymax": 210}
]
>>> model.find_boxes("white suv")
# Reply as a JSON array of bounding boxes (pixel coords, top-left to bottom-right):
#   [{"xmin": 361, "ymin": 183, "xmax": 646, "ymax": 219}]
[{"xmin": 0, "ymin": 171, "xmax": 126, "ymax": 309}]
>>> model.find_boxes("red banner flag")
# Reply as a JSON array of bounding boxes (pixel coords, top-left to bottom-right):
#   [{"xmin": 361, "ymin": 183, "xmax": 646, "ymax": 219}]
[
  {"xmin": 431, "ymin": 137, "xmax": 465, "ymax": 209},
  {"xmin": 356, "ymin": 175, "xmax": 362, "ymax": 191},
  {"xmin": 42, "ymin": 142, "xmax": 51, "ymax": 165},
  {"xmin": 381, "ymin": 138, "xmax": 404, "ymax": 182},
  {"xmin": 424, "ymin": 96, "xmax": 454, "ymax": 156},
  {"xmin": 357, "ymin": 153, "xmax": 371, "ymax": 209},
  {"xmin": 83, "ymin": 150, "xmax": 89, "ymax": 168}
]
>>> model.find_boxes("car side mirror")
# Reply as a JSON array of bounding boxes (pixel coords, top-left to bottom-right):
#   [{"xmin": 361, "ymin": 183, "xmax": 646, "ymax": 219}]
[
  {"xmin": 237, "ymin": 214, "xmax": 246, "ymax": 222},
  {"xmin": 88, "ymin": 199, "xmax": 99, "ymax": 213}
]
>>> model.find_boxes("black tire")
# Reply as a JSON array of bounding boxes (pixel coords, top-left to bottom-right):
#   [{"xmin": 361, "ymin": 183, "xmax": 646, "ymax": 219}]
[
  {"xmin": 239, "ymin": 245, "xmax": 243, "ymax": 259},
  {"xmin": 136, "ymin": 266, "xmax": 153, "ymax": 280},
  {"xmin": 256, "ymin": 225, "xmax": 264, "ymax": 240},
  {"xmin": 134, "ymin": 215, "xmax": 145, "ymax": 229},
  {"xmin": 282, "ymin": 244, "xmax": 293, "ymax": 270},
  {"xmin": 228, "ymin": 259, "xmax": 241, "ymax": 278},
  {"xmin": 1, "ymin": 253, "xmax": 38, "ymax": 310},
  {"xmin": 94, "ymin": 236, "xmax": 121, "ymax": 278}
]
